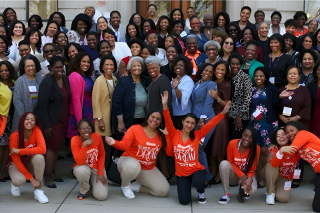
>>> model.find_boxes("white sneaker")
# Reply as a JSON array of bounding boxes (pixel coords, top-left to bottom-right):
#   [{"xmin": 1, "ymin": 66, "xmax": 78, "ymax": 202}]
[
  {"xmin": 218, "ymin": 195, "xmax": 230, "ymax": 204},
  {"xmin": 11, "ymin": 183, "xmax": 21, "ymax": 196},
  {"xmin": 121, "ymin": 185, "xmax": 135, "ymax": 199},
  {"xmin": 129, "ymin": 181, "xmax": 141, "ymax": 192},
  {"xmin": 34, "ymin": 189, "xmax": 49, "ymax": 204},
  {"xmin": 266, "ymin": 193, "xmax": 275, "ymax": 205}
]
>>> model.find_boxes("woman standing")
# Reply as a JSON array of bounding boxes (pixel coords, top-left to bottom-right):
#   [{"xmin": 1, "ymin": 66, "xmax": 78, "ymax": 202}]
[
  {"xmin": 192, "ymin": 63, "xmax": 217, "ymax": 183},
  {"xmin": 293, "ymin": 11, "xmax": 308, "ymax": 37},
  {"xmin": 129, "ymin": 13, "xmax": 145, "ymax": 36},
  {"xmin": 145, "ymin": 29, "xmax": 168, "ymax": 67},
  {"xmin": 125, "ymin": 23, "xmax": 142, "ymax": 46},
  {"xmin": 48, "ymin": 12, "xmax": 68, "ymax": 34},
  {"xmin": 160, "ymin": 46, "xmax": 178, "ymax": 80},
  {"xmin": 156, "ymin": 16, "xmax": 171, "ymax": 49},
  {"xmin": 278, "ymin": 66, "xmax": 312, "ymax": 128},
  {"xmin": 162, "ymin": 90, "xmax": 231, "ymax": 204},
  {"xmin": 92, "ymin": 17, "xmax": 108, "ymax": 40},
  {"xmin": 308, "ymin": 62, "xmax": 320, "ymax": 138},
  {"xmin": 0, "ymin": 25, "xmax": 19, "ymax": 61},
  {"xmin": 227, "ymin": 53, "xmax": 252, "ymax": 139},
  {"xmin": 0, "ymin": 61, "xmax": 15, "ymax": 181},
  {"xmin": 187, "ymin": 16, "xmax": 209, "ymax": 52},
  {"xmin": 257, "ymin": 22, "xmax": 270, "ymax": 58},
  {"xmin": 10, "ymin": 21, "xmax": 26, "ymax": 45},
  {"xmin": 66, "ymin": 13, "xmax": 92, "ymax": 45},
  {"xmin": 171, "ymin": 56, "xmax": 194, "ymax": 129},
  {"xmin": 147, "ymin": 4, "xmax": 159, "ymax": 25},
  {"xmin": 169, "ymin": 8, "xmax": 188, "ymax": 34},
  {"xmin": 64, "ymin": 42, "xmax": 84, "ymax": 67},
  {"xmin": 213, "ymin": 12, "xmax": 230, "ymax": 30},
  {"xmin": 24, "ymin": 28, "xmax": 42, "ymax": 55},
  {"xmin": 283, "ymin": 33, "xmax": 299, "ymax": 65},
  {"xmin": 0, "ymin": 35, "xmax": 15, "ymax": 64},
  {"xmin": 261, "ymin": 34, "xmax": 295, "ymax": 88},
  {"xmin": 65, "ymin": 52, "xmax": 94, "ymax": 153},
  {"xmin": 297, "ymin": 34, "xmax": 320, "ymax": 66},
  {"xmin": 92, "ymin": 54, "xmax": 117, "ymax": 169},
  {"xmin": 41, "ymin": 21, "xmax": 59, "ymax": 47},
  {"xmin": 25, "ymin": 15, "xmax": 43, "ymax": 36},
  {"xmin": 81, "ymin": 32, "xmax": 99, "ymax": 61},
  {"xmin": 71, "ymin": 118, "xmax": 108, "ymax": 200},
  {"xmin": 225, "ymin": 23, "xmax": 241, "ymax": 47},
  {"xmin": 203, "ymin": 40, "xmax": 221, "ymax": 64},
  {"xmin": 3, "ymin": 8, "xmax": 17, "ymax": 27},
  {"xmin": 171, "ymin": 20, "xmax": 186, "ymax": 53},
  {"xmin": 268, "ymin": 11, "xmax": 286, "ymax": 37},
  {"xmin": 92, "ymin": 40, "xmax": 111, "ymax": 80},
  {"xmin": 218, "ymin": 126, "xmax": 260, "ymax": 204},
  {"xmin": 219, "ymin": 37, "xmax": 236, "ymax": 61},
  {"xmin": 53, "ymin": 31, "xmax": 68, "ymax": 57},
  {"xmin": 12, "ymin": 55, "xmax": 43, "ymax": 131},
  {"xmin": 9, "ymin": 112, "xmax": 48, "ymax": 203},
  {"xmin": 105, "ymin": 111, "xmax": 170, "ymax": 199},
  {"xmin": 34, "ymin": 56, "xmax": 70, "ymax": 188},
  {"xmin": 298, "ymin": 49, "xmax": 317, "ymax": 87},
  {"xmin": 108, "ymin": 11, "xmax": 126, "ymax": 42}
]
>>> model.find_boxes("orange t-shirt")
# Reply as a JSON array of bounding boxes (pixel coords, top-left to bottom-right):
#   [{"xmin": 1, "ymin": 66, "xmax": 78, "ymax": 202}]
[
  {"xmin": 9, "ymin": 126, "xmax": 46, "ymax": 180},
  {"xmin": 290, "ymin": 130, "xmax": 320, "ymax": 173},
  {"xmin": 294, "ymin": 28, "xmax": 308, "ymax": 37},
  {"xmin": 163, "ymin": 108, "xmax": 225, "ymax": 177},
  {"xmin": 71, "ymin": 132, "xmax": 105, "ymax": 175},
  {"xmin": 270, "ymin": 147, "xmax": 299, "ymax": 181},
  {"xmin": 113, "ymin": 125, "xmax": 162, "ymax": 170},
  {"xmin": 227, "ymin": 139, "xmax": 260, "ymax": 178}
]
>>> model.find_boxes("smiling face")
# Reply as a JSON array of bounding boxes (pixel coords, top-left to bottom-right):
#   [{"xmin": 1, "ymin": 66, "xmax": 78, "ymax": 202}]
[
  {"xmin": 143, "ymin": 21, "xmax": 151, "ymax": 33},
  {"xmin": 0, "ymin": 38, "xmax": 7, "ymax": 53},
  {"xmin": 19, "ymin": 44, "xmax": 31, "ymax": 57},
  {"xmin": 51, "ymin": 61, "xmax": 64, "ymax": 79},
  {"xmin": 302, "ymin": 53, "xmax": 315, "ymax": 70},
  {"xmin": 223, "ymin": 37, "xmax": 234, "ymax": 53},
  {"xmin": 206, "ymin": 44, "xmax": 218, "ymax": 60},
  {"xmin": 160, "ymin": 18, "xmax": 169, "ymax": 31},
  {"xmin": 84, "ymin": 7, "xmax": 95, "ymax": 19},
  {"xmin": 297, "ymin": 15, "xmax": 306, "ymax": 28},
  {"xmin": 130, "ymin": 60, "xmax": 142, "ymax": 76},
  {"xmin": 24, "ymin": 113, "xmax": 36, "ymax": 130},
  {"xmin": 245, "ymin": 44, "xmax": 258, "ymax": 61},
  {"xmin": 13, "ymin": 23, "xmax": 23, "ymax": 36},
  {"xmin": 186, "ymin": 38, "xmax": 198, "ymax": 54},
  {"xmin": 140, "ymin": 48, "xmax": 151, "ymax": 60},
  {"xmin": 271, "ymin": 14, "xmax": 281, "ymax": 26},
  {"xmin": 146, "ymin": 62, "xmax": 160, "ymax": 79},
  {"xmin": 187, "ymin": 8, "xmax": 195, "ymax": 19},
  {"xmin": 254, "ymin": 70, "xmax": 266, "ymax": 87},
  {"xmin": 285, "ymin": 125, "xmax": 299, "ymax": 142},
  {"xmin": 67, "ymin": 45, "xmax": 78, "ymax": 60},
  {"xmin": 146, "ymin": 33, "xmax": 158, "ymax": 47},
  {"xmin": 258, "ymin": 23, "xmax": 269, "ymax": 37},
  {"xmin": 174, "ymin": 60, "xmax": 185, "ymax": 76},
  {"xmin": 201, "ymin": 65, "xmax": 214, "ymax": 82},
  {"xmin": 172, "ymin": 23, "xmax": 183, "ymax": 36},
  {"xmin": 77, "ymin": 20, "xmax": 87, "ymax": 35},
  {"xmin": 100, "ymin": 42, "xmax": 111, "ymax": 56},
  {"xmin": 284, "ymin": 38, "xmax": 293, "ymax": 51},
  {"xmin": 228, "ymin": 26, "xmax": 238, "ymax": 39},
  {"xmin": 203, "ymin": 15, "xmax": 213, "ymax": 28},
  {"xmin": 148, "ymin": 6, "xmax": 157, "ymax": 17},
  {"xmin": 24, "ymin": 59, "xmax": 36, "ymax": 76},
  {"xmin": 276, "ymin": 129, "xmax": 289, "ymax": 146},
  {"xmin": 30, "ymin": 17, "xmax": 39, "ymax": 29},
  {"xmin": 287, "ymin": 67, "xmax": 300, "ymax": 84},
  {"xmin": 308, "ymin": 20, "xmax": 318, "ymax": 34},
  {"xmin": 285, "ymin": 25, "xmax": 296, "ymax": 34},
  {"xmin": 133, "ymin": 14, "xmax": 141, "ymax": 26},
  {"xmin": 166, "ymin": 46, "xmax": 177, "ymax": 62},
  {"xmin": 212, "ymin": 35, "xmax": 222, "ymax": 44},
  {"xmin": 6, "ymin": 9, "xmax": 16, "ymax": 22},
  {"xmin": 80, "ymin": 55, "xmax": 90, "ymax": 73},
  {"xmin": 230, "ymin": 58, "xmax": 241, "ymax": 75},
  {"xmin": 173, "ymin": 11, "xmax": 181, "ymax": 21},
  {"xmin": 0, "ymin": 27, "xmax": 6, "ymax": 37},
  {"xmin": 240, "ymin": 9, "xmax": 251, "ymax": 23},
  {"xmin": 103, "ymin": 59, "xmax": 114, "ymax": 75},
  {"xmin": 128, "ymin": 25, "xmax": 137, "ymax": 37},
  {"xmin": 87, "ymin": 35, "xmax": 97, "ymax": 49},
  {"xmin": 97, "ymin": 18, "xmax": 108, "ymax": 32},
  {"xmin": 243, "ymin": 29, "xmax": 253, "ymax": 43},
  {"xmin": 217, "ymin": 15, "xmax": 225, "ymax": 27},
  {"xmin": 47, "ymin": 23, "xmax": 58, "ymax": 37},
  {"xmin": 165, "ymin": 37, "xmax": 174, "ymax": 49},
  {"xmin": 214, "ymin": 63, "xmax": 227, "ymax": 81},
  {"xmin": 182, "ymin": 116, "xmax": 196, "ymax": 133},
  {"xmin": 241, "ymin": 129, "xmax": 253, "ymax": 148},
  {"xmin": 147, "ymin": 112, "xmax": 162, "ymax": 129},
  {"xmin": 78, "ymin": 121, "xmax": 92, "ymax": 141},
  {"xmin": 130, "ymin": 43, "xmax": 141, "ymax": 56},
  {"xmin": 52, "ymin": 13, "xmax": 62, "ymax": 25},
  {"xmin": 103, "ymin": 33, "xmax": 115, "ymax": 47},
  {"xmin": 0, "ymin": 17, "xmax": 4, "ymax": 25},
  {"xmin": 270, "ymin": 39, "xmax": 281, "ymax": 52},
  {"xmin": 190, "ymin": 18, "xmax": 201, "ymax": 33},
  {"xmin": 255, "ymin": 12, "xmax": 264, "ymax": 24},
  {"xmin": 29, "ymin": 32, "xmax": 39, "ymax": 45},
  {"xmin": 303, "ymin": 36, "xmax": 313, "ymax": 49},
  {"xmin": 111, "ymin": 13, "xmax": 121, "ymax": 27},
  {"xmin": 56, "ymin": 33, "xmax": 67, "ymax": 46},
  {"xmin": 0, "ymin": 64, "xmax": 9, "ymax": 81},
  {"xmin": 43, "ymin": 45, "xmax": 57, "ymax": 61}
]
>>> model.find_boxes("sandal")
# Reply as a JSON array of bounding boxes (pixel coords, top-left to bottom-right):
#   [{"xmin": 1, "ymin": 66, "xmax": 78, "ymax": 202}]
[{"xmin": 77, "ymin": 193, "xmax": 86, "ymax": 200}]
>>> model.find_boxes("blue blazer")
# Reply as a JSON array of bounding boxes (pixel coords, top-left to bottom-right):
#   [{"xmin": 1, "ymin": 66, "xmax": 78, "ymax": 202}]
[
  {"xmin": 182, "ymin": 31, "xmax": 209, "ymax": 52},
  {"xmin": 191, "ymin": 80, "xmax": 216, "ymax": 120},
  {"xmin": 112, "ymin": 74, "xmax": 149, "ymax": 129}
]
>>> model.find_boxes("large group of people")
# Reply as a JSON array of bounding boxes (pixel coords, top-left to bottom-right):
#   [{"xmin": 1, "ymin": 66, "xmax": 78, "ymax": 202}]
[{"xmin": 0, "ymin": 5, "xmax": 320, "ymax": 212}]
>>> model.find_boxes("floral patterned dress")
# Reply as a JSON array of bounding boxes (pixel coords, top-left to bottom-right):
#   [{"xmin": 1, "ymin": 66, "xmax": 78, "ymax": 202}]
[
  {"xmin": 249, "ymin": 86, "xmax": 278, "ymax": 147},
  {"xmin": 66, "ymin": 76, "xmax": 94, "ymax": 138}
]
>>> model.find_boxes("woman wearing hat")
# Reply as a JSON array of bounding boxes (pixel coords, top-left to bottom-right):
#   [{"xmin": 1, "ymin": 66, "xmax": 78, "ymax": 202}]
[{"xmin": 203, "ymin": 40, "xmax": 221, "ymax": 65}]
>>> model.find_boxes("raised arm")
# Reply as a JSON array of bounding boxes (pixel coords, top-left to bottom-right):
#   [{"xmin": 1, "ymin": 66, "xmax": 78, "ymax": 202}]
[{"xmin": 162, "ymin": 90, "xmax": 176, "ymax": 137}]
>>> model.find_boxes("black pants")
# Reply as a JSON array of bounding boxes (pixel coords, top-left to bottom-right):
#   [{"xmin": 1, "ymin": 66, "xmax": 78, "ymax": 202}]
[
  {"xmin": 176, "ymin": 169, "xmax": 205, "ymax": 205},
  {"xmin": 228, "ymin": 118, "xmax": 249, "ymax": 140},
  {"xmin": 313, "ymin": 173, "xmax": 320, "ymax": 212}
]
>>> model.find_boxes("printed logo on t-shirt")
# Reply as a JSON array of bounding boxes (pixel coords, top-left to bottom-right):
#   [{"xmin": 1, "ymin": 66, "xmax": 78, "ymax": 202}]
[
  {"xmin": 86, "ymin": 147, "xmax": 99, "ymax": 168},
  {"xmin": 234, "ymin": 157, "xmax": 247, "ymax": 171},
  {"xmin": 298, "ymin": 146, "xmax": 320, "ymax": 168},
  {"xmin": 136, "ymin": 144, "xmax": 160, "ymax": 165},
  {"xmin": 174, "ymin": 144, "xmax": 196, "ymax": 167},
  {"xmin": 279, "ymin": 161, "xmax": 296, "ymax": 177}
]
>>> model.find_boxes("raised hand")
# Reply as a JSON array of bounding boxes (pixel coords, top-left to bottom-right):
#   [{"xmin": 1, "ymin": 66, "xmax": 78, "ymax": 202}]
[
  {"xmin": 172, "ymin": 75, "xmax": 181, "ymax": 89},
  {"xmin": 159, "ymin": 127, "xmax": 168, "ymax": 135},
  {"xmin": 161, "ymin": 91, "xmax": 169, "ymax": 109},
  {"xmin": 105, "ymin": 136, "xmax": 115, "ymax": 146}
]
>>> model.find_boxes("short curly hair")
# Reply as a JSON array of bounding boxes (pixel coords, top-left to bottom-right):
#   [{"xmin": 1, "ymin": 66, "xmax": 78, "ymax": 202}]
[{"xmin": 170, "ymin": 55, "xmax": 193, "ymax": 77}]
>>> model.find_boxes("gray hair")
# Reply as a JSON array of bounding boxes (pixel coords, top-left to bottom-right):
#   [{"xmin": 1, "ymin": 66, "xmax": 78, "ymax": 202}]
[
  {"xmin": 145, "ymin": 56, "xmax": 159, "ymax": 66},
  {"xmin": 204, "ymin": 40, "xmax": 221, "ymax": 52},
  {"xmin": 186, "ymin": 34, "xmax": 198, "ymax": 44},
  {"xmin": 127, "ymin": 56, "xmax": 145, "ymax": 72},
  {"xmin": 256, "ymin": 21, "xmax": 269, "ymax": 31}
]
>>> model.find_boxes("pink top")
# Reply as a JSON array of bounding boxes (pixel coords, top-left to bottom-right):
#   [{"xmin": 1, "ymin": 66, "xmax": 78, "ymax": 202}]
[{"xmin": 68, "ymin": 72, "xmax": 85, "ymax": 122}]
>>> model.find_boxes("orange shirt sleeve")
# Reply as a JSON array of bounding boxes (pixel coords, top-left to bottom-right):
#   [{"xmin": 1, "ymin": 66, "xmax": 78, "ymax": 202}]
[
  {"xmin": 71, "ymin": 136, "xmax": 88, "ymax": 165},
  {"xmin": 164, "ymin": 134, "xmax": 174, "ymax": 157},
  {"xmin": 97, "ymin": 134, "xmax": 106, "ymax": 175},
  {"xmin": 269, "ymin": 148, "xmax": 281, "ymax": 168},
  {"xmin": 9, "ymin": 132, "xmax": 33, "ymax": 180},
  {"xmin": 196, "ymin": 113, "xmax": 225, "ymax": 139},
  {"xmin": 19, "ymin": 127, "xmax": 46, "ymax": 156},
  {"xmin": 163, "ymin": 108, "xmax": 176, "ymax": 138},
  {"xmin": 247, "ymin": 145, "xmax": 260, "ymax": 177},
  {"xmin": 113, "ymin": 126, "xmax": 136, "ymax": 151},
  {"xmin": 227, "ymin": 140, "xmax": 245, "ymax": 178},
  {"xmin": 290, "ymin": 131, "xmax": 310, "ymax": 151}
]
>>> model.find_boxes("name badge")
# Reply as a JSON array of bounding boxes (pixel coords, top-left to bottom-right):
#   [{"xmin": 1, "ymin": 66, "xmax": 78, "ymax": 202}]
[
  {"xmin": 28, "ymin": 86, "xmax": 37, "ymax": 93},
  {"xmin": 269, "ymin": 77, "xmax": 275, "ymax": 84},
  {"xmin": 293, "ymin": 169, "xmax": 301, "ymax": 179},
  {"xmin": 180, "ymin": 31, "xmax": 187, "ymax": 37},
  {"xmin": 282, "ymin": 107, "xmax": 292, "ymax": 116},
  {"xmin": 284, "ymin": 180, "xmax": 292, "ymax": 190},
  {"xmin": 192, "ymin": 68, "xmax": 197, "ymax": 75}
]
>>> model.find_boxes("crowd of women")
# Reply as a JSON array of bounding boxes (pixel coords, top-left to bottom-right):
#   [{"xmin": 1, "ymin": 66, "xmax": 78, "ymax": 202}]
[{"xmin": 0, "ymin": 4, "xmax": 320, "ymax": 212}]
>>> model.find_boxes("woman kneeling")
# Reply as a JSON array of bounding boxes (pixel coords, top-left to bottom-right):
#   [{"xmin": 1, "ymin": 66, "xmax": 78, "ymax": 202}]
[
  {"xmin": 9, "ymin": 112, "xmax": 48, "ymax": 204},
  {"xmin": 71, "ymin": 118, "xmax": 108, "ymax": 201}
]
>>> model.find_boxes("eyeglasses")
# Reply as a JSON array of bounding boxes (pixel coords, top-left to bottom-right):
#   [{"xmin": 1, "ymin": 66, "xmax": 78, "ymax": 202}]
[
  {"xmin": 53, "ymin": 16, "xmax": 61, "ymax": 20},
  {"xmin": 58, "ymin": 36, "xmax": 67, "ymax": 39},
  {"xmin": 272, "ymin": 17, "xmax": 280, "ymax": 20},
  {"xmin": 44, "ymin": 49, "xmax": 55, "ymax": 53},
  {"xmin": 224, "ymin": 42, "xmax": 234, "ymax": 45},
  {"xmin": 79, "ymin": 127, "xmax": 92, "ymax": 131},
  {"xmin": 191, "ymin": 22, "xmax": 201, "ymax": 26}
]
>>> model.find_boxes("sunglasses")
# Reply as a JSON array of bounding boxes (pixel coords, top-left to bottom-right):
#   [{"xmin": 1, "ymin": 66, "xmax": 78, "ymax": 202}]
[{"xmin": 225, "ymin": 42, "xmax": 234, "ymax": 45}]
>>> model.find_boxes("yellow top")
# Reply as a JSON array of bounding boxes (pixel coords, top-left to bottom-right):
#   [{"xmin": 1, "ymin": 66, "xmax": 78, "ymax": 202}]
[{"xmin": 0, "ymin": 82, "xmax": 12, "ymax": 117}]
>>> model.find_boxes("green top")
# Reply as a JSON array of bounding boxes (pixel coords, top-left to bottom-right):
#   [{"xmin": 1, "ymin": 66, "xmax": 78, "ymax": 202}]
[
  {"xmin": 240, "ymin": 59, "xmax": 264, "ymax": 85},
  {"xmin": 134, "ymin": 82, "xmax": 148, "ymax": 118}
]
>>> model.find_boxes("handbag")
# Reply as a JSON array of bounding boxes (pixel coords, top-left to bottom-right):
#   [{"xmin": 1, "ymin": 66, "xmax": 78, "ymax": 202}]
[{"xmin": 106, "ymin": 132, "xmax": 123, "ymax": 185}]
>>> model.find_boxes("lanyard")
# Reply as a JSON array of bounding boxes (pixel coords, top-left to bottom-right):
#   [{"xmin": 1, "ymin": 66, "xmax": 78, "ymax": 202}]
[{"xmin": 269, "ymin": 53, "xmax": 283, "ymax": 76}]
